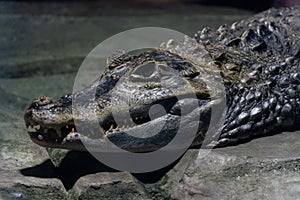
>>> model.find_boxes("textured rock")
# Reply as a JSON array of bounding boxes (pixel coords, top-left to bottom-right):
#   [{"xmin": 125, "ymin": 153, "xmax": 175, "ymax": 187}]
[
  {"xmin": 74, "ymin": 172, "xmax": 149, "ymax": 200},
  {"xmin": 169, "ymin": 131, "xmax": 300, "ymax": 200},
  {"xmin": 0, "ymin": 173, "xmax": 67, "ymax": 200},
  {"xmin": 0, "ymin": 124, "xmax": 67, "ymax": 199}
]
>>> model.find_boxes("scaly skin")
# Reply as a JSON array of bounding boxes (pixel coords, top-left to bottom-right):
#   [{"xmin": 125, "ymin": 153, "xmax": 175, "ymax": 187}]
[{"xmin": 24, "ymin": 6, "xmax": 300, "ymax": 152}]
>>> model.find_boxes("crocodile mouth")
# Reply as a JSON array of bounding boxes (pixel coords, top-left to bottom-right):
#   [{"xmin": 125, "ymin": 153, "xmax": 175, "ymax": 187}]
[
  {"xmin": 100, "ymin": 114, "xmax": 152, "ymax": 134},
  {"xmin": 99, "ymin": 96, "xmax": 211, "ymax": 137},
  {"xmin": 93, "ymin": 97, "xmax": 215, "ymax": 152},
  {"xmin": 24, "ymin": 109, "xmax": 75, "ymax": 146},
  {"xmin": 25, "ymin": 117, "xmax": 78, "ymax": 147},
  {"xmin": 24, "ymin": 101, "xmax": 172, "ymax": 147},
  {"xmin": 99, "ymin": 103, "xmax": 173, "ymax": 135},
  {"xmin": 98, "ymin": 96, "xmax": 203, "ymax": 136},
  {"xmin": 24, "ymin": 95, "xmax": 212, "ymax": 150}
]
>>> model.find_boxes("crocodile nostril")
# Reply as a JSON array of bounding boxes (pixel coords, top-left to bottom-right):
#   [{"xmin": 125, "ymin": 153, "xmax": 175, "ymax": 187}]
[{"xmin": 29, "ymin": 96, "xmax": 53, "ymax": 108}]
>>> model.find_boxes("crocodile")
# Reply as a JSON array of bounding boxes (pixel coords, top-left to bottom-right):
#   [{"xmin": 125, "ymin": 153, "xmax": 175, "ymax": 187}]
[{"xmin": 24, "ymin": 6, "xmax": 300, "ymax": 152}]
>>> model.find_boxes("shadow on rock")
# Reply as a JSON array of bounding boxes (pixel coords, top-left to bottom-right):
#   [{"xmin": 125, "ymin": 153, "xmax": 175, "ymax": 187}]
[
  {"xmin": 20, "ymin": 151, "xmax": 180, "ymax": 190},
  {"xmin": 20, "ymin": 151, "xmax": 117, "ymax": 190},
  {"xmin": 132, "ymin": 155, "xmax": 182, "ymax": 184}
]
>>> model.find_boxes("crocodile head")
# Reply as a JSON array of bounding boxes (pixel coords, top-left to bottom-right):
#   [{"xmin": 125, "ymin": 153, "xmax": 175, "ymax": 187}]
[{"xmin": 24, "ymin": 48, "xmax": 224, "ymax": 152}]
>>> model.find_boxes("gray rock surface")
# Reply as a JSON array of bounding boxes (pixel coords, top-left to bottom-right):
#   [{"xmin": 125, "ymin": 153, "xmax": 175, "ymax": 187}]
[
  {"xmin": 74, "ymin": 172, "xmax": 149, "ymax": 200},
  {"xmin": 1, "ymin": 1, "xmax": 299, "ymax": 200},
  {"xmin": 168, "ymin": 131, "xmax": 300, "ymax": 200}
]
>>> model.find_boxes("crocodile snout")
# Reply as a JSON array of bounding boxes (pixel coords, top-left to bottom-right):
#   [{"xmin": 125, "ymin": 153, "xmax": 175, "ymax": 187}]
[{"xmin": 29, "ymin": 96, "xmax": 53, "ymax": 109}]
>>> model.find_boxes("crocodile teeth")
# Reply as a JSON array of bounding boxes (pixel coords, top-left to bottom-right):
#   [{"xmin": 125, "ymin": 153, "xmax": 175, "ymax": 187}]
[
  {"xmin": 56, "ymin": 128, "xmax": 62, "ymax": 138},
  {"xmin": 27, "ymin": 125, "xmax": 41, "ymax": 132}
]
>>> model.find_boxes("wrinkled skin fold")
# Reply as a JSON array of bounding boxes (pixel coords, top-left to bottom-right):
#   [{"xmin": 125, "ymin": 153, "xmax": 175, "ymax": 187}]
[{"xmin": 25, "ymin": 6, "xmax": 300, "ymax": 152}]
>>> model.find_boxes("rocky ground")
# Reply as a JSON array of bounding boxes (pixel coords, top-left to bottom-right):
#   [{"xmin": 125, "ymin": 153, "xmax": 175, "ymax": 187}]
[{"xmin": 0, "ymin": 2, "xmax": 299, "ymax": 199}]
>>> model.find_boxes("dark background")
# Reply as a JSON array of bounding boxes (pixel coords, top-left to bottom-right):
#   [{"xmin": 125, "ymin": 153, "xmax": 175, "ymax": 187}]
[{"xmin": 3, "ymin": 0, "xmax": 300, "ymax": 12}]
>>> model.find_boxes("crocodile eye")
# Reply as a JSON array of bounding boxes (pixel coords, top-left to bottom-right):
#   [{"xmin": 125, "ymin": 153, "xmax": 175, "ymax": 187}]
[{"xmin": 131, "ymin": 62, "xmax": 156, "ymax": 79}]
